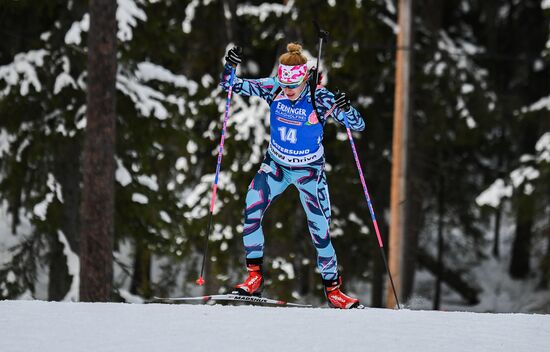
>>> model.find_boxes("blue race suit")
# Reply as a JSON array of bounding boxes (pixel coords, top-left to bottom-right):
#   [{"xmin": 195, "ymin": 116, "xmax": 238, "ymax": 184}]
[{"xmin": 221, "ymin": 64, "xmax": 365, "ymax": 281}]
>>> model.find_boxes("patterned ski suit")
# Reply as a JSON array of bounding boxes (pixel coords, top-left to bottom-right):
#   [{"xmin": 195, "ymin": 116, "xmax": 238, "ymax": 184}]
[{"xmin": 220, "ymin": 64, "xmax": 365, "ymax": 281}]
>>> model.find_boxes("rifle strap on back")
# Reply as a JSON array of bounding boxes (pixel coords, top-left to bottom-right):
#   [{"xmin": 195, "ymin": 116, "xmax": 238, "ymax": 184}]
[{"xmin": 309, "ymin": 68, "xmax": 322, "ymax": 119}]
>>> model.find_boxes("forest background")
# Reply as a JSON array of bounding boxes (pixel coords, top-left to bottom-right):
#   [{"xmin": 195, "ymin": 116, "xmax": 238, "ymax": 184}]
[{"xmin": 0, "ymin": 0, "xmax": 548, "ymax": 312}]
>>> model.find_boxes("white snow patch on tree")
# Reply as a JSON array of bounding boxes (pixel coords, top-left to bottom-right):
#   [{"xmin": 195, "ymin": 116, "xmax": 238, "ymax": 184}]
[
  {"xmin": 461, "ymin": 83, "xmax": 474, "ymax": 94},
  {"xmin": 211, "ymin": 224, "xmax": 234, "ymax": 242},
  {"xmin": 535, "ymin": 132, "xmax": 550, "ymax": 162},
  {"xmin": 117, "ymin": 0, "xmax": 147, "ymax": 42},
  {"xmin": 116, "ymin": 158, "xmax": 132, "ymax": 187},
  {"xmin": 384, "ymin": 0, "xmax": 396, "ymax": 14},
  {"xmin": 64, "ymin": 14, "xmax": 89, "ymax": 45},
  {"xmin": 54, "ymin": 56, "xmax": 77, "ymax": 94},
  {"xmin": 201, "ymin": 74, "xmax": 214, "ymax": 88},
  {"xmin": 117, "ymin": 62, "xmax": 197, "ymax": 120},
  {"xmin": 182, "ymin": 0, "xmax": 200, "ymax": 34},
  {"xmin": 132, "ymin": 193, "xmax": 149, "ymax": 204},
  {"xmin": 136, "ymin": 62, "xmax": 198, "ymax": 95},
  {"xmin": 272, "ymin": 257, "xmax": 295, "ymax": 279},
  {"xmin": 510, "ymin": 165, "xmax": 540, "ymax": 189},
  {"xmin": 236, "ymin": 1, "xmax": 295, "ymax": 22},
  {"xmin": 186, "ymin": 140, "xmax": 198, "ymax": 154},
  {"xmin": 524, "ymin": 95, "xmax": 550, "ymax": 112},
  {"xmin": 182, "ymin": 172, "xmax": 237, "ymax": 217},
  {"xmin": 475, "ymin": 179, "xmax": 512, "ymax": 208},
  {"xmin": 159, "ymin": 211, "xmax": 172, "ymax": 224},
  {"xmin": 117, "ymin": 74, "xmax": 169, "ymax": 119},
  {"xmin": 0, "ymin": 50, "xmax": 48, "ymax": 96},
  {"xmin": 0, "ymin": 129, "xmax": 15, "ymax": 158},
  {"xmin": 137, "ymin": 174, "xmax": 159, "ymax": 191},
  {"xmin": 175, "ymin": 157, "xmax": 189, "ymax": 171},
  {"xmin": 65, "ymin": 0, "xmax": 145, "ymax": 45},
  {"xmin": 58, "ymin": 230, "xmax": 79, "ymax": 302},
  {"xmin": 33, "ymin": 173, "xmax": 64, "ymax": 221}
]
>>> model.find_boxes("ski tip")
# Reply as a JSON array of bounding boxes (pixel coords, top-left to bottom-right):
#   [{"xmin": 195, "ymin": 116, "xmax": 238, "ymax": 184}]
[{"xmin": 196, "ymin": 277, "xmax": 205, "ymax": 286}]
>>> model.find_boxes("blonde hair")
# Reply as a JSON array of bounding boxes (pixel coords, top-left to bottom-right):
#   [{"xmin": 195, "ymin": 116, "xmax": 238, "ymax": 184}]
[{"xmin": 279, "ymin": 43, "xmax": 308, "ymax": 65}]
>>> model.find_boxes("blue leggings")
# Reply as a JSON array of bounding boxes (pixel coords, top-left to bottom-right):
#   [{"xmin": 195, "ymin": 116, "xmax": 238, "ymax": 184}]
[{"xmin": 242, "ymin": 152, "xmax": 338, "ymax": 281}]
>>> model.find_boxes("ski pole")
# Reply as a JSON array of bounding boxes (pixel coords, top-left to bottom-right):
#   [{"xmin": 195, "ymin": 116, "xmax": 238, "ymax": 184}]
[
  {"xmin": 196, "ymin": 64, "xmax": 237, "ymax": 286},
  {"xmin": 312, "ymin": 22, "xmax": 398, "ymax": 307},
  {"xmin": 313, "ymin": 21, "xmax": 329, "ymax": 85},
  {"xmin": 340, "ymin": 109, "xmax": 401, "ymax": 309}
]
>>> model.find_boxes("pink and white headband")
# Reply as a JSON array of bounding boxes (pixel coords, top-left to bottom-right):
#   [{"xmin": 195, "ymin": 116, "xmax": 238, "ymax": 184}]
[{"xmin": 277, "ymin": 63, "xmax": 308, "ymax": 85}]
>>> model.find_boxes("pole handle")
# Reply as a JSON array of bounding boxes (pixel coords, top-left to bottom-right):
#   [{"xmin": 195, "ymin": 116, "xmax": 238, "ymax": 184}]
[
  {"xmin": 313, "ymin": 21, "xmax": 329, "ymax": 87},
  {"xmin": 313, "ymin": 20, "xmax": 329, "ymax": 41}
]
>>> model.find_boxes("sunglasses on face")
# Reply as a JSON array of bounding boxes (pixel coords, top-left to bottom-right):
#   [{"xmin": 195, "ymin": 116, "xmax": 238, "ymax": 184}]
[{"xmin": 280, "ymin": 82, "xmax": 302, "ymax": 89}]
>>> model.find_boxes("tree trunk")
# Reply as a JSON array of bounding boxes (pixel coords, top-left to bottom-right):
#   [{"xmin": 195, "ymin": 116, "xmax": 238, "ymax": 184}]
[
  {"xmin": 221, "ymin": 0, "xmax": 238, "ymax": 44},
  {"xmin": 388, "ymin": 0, "xmax": 413, "ymax": 309},
  {"xmin": 48, "ymin": 235, "xmax": 73, "ymax": 301},
  {"xmin": 493, "ymin": 204, "xmax": 502, "ymax": 258},
  {"xmin": 79, "ymin": 0, "xmax": 117, "ymax": 302},
  {"xmin": 433, "ymin": 173, "xmax": 444, "ymax": 310},
  {"xmin": 49, "ymin": 138, "xmax": 82, "ymax": 301},
  {"xmin": 401, "ymin": 148, "xmax": 421, "ymax": 302},
  {"xmin": 418, "ymin": 250, "xmax": 480, "ymax": 305},
  {"xmin": 509, "ymin": 189, "xmax": 535, "ymax": 279},
  {"xmin": 540, "ymin": 233, "xmax": 550, "ymax": 289},
  {"xmin": 493, "ymin": 123, "xmax": 506, "ymax": 259},
  {"xmin": 130, "ymin": 240, "xmax": 152, "ymax": 298}
]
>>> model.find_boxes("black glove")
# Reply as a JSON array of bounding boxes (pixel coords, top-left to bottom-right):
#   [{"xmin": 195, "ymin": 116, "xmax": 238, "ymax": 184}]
[
  {"xmin": 334, "ymin": 91, "xmax": 351, "ymax": 111},
  {"xmin": 225, "ymin": 46, "xmax": 243, "ymax": 66}
]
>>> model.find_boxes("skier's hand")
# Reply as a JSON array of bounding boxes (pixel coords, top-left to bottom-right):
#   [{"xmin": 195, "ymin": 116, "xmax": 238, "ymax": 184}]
[
  {"xmin": 335, "ymin": 91, "xmax": 351, "ymax": 111},
  {"xmin": 225, "ymin": 46, "xmax": 243, "ymax": 67}
]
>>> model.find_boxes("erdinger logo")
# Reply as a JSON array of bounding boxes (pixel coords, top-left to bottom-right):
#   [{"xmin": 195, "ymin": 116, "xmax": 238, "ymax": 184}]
[{"xmin": 276, "ymin": 102, "xmax": 307, "ymax": 117}]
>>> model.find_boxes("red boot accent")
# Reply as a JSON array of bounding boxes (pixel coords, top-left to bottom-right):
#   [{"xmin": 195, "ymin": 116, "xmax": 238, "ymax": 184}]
[
  {"xmin": 235, "ymin": 265, "xmax": 264, "ymax": 296},
  {"xmin": 324, "ymin": 277, "xmax": 360, "ymax": 309}
]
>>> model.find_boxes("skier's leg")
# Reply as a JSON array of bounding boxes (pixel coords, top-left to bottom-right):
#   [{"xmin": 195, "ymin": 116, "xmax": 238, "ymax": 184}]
[
  {"xmin": 236, "ymin": 154, "xmax": 289, "ymax": 295},
  {"xmin": 294, "ymin": 162, "xmax": 338, "ymax": 281},
  {"xmin": 242, "ymin": 154, "xmax": 289, "ymax": 259},
  {"xmin": 294, "ymin": 161, "xmax": 360, "ymax": 308}
]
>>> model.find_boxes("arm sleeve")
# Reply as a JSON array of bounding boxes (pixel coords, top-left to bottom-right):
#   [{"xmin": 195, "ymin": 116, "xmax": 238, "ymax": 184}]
[
  {"xmin": 314, "ymin": 88, "xmax": 365, "ymax": 131},
  {"xmin": 220, "ymin": 63, "xmax": 278, "ymax": 104}
]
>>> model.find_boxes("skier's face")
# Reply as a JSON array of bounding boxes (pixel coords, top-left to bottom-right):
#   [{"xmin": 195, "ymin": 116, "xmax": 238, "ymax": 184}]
[{"xmin": 283, "ymin": 81, "xmax": 306, "ymax": 101}]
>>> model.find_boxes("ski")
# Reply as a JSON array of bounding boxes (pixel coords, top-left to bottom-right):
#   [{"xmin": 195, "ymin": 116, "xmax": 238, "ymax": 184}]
[
  {"xmin": 152, "ymin": 293, "xmax": 367, "ymax": 309},
  {"xmin": 153, "ymin": 293, "xmax": 313, "ymax": 308}
]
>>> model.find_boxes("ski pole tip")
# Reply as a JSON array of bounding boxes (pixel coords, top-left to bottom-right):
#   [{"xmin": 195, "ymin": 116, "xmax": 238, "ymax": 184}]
[{"xmin": 196, "ymin": 277, "xmax": 205, "ymax": 286}]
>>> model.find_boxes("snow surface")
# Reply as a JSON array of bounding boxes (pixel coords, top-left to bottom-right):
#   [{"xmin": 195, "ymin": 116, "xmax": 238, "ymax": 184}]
[{"xmin": 0, "ymin": 300, "xmax": 549, "ymax": 352}]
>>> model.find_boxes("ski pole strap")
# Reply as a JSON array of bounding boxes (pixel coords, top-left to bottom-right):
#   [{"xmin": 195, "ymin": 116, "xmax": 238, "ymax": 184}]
[{"xmin": 325, "ymin": 103, "xmax": 338, "ymax": 121}]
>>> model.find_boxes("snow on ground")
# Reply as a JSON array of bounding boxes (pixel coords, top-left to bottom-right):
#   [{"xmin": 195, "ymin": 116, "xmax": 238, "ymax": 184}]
[{"xmin": 0, "ymin": 300, "xmax": 549, "ymax": 352}]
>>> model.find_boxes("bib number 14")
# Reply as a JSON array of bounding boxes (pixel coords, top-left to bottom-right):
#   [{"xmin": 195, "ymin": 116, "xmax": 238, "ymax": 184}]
[{"xmin": 278, "ymin": 127, "xmax": 297, "ymax": 144}]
